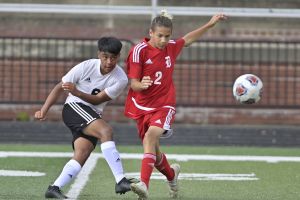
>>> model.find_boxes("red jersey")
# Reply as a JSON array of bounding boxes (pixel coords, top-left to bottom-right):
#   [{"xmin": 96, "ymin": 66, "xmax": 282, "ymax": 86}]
[{"xmin": 124, "ymin": 38, "xmax": 185, "ymax": 119}]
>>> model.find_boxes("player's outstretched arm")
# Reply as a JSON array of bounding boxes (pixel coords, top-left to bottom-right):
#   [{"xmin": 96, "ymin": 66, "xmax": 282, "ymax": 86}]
[
  {"xmin": 34, "ymin": 82, "xmax": 65, "ymax": 121},
  {"xmin": 183, "ymin": 13, "xmax": 227, "ymax": 47}
]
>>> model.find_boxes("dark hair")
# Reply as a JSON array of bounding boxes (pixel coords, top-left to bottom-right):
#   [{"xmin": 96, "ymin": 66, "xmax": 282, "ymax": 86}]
[
  {"xmin": 97, "ymin": 37, "xmax": 122, "ymax": 55},
  {"xmin": 150, "ymin": 10, "xmax": 173, "ymax": 31}
]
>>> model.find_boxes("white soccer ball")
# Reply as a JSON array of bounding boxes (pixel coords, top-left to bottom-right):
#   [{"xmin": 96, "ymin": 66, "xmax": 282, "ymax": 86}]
[{"xmin": 233, "ymin": 74, "xmax": 263, "ymax": 104}]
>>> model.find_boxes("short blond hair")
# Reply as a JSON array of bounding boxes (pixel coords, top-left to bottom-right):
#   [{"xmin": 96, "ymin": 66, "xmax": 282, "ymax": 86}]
[{"xmin": 160, "ymin": 9, "xmax": 173, "ymax": 20}]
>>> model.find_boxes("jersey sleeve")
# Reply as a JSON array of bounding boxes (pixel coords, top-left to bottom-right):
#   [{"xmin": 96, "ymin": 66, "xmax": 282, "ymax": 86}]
[
  {"xmin": 173, "ymin": 38, "xmax": 185, "ymax": 57},
  {"xmin": 126, "ymin": 47, "xmax": 143, "ymax": 79},
  {"xmin": 104, "ymin": 69, "xmax": 128, "ymax": 99},
  {"xmin": 62, "ymin": 61, "xmax": 84, "ymax": 83}
]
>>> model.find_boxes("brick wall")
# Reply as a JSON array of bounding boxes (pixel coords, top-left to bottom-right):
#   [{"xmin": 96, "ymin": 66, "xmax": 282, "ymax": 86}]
[
  {"xmin": 2, "ymin": 59, "xmax": 300, "ymax": 106},
  {"xmin": 1, "ymin": 60, "xmax": 300, "ymax": 125}
]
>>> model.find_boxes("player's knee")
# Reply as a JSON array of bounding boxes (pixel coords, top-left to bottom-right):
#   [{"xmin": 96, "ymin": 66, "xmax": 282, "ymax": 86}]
[
  {"xmin": 74, "ymin": 149, "xmax": 92, "ymax": 165},
  {"xmin": 97, "ymin": 126, "xmax": 113, "ymax": 141}
]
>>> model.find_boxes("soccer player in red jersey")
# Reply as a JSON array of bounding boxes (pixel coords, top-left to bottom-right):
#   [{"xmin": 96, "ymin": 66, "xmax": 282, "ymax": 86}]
[{"xmin": 124, "ymin": 10, "xmax": 227, "ymax": 199}]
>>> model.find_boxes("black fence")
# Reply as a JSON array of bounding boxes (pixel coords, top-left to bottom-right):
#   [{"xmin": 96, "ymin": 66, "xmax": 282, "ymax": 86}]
[{"xmin": 0, "ymin": 37, "xmax": 300, "ymax": 108}]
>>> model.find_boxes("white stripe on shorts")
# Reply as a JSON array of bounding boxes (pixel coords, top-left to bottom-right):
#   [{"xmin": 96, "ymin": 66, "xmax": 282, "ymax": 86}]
[
  {"xmin": 163, "ymin": 108, "xmax": 175, "ymax": 130},
  {"xmin": 68, "ymin": 102, "xmax": 96, "ymax": 124}
]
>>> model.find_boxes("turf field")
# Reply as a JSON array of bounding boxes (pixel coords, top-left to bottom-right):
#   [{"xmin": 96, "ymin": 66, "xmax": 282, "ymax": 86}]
[{"xmin": 0, "ymin": 144, "xmax": 300, "ymax": 200}]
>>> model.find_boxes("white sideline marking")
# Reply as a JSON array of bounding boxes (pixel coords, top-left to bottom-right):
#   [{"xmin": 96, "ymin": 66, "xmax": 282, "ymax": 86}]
[
  {"xmin": 126, "ymin": 172, "xmax": 259, "ymax": 181},
  {"xmin": 0, "ymin": 170, "xmax": 45, "ymax": 177},
  {"xmin": 0, "ymin": 152, "xmax": 74, "ymax": 158},
  {"xmin": 1, "ymin": 151, "xmax": 300, "ymax": 163},
  {"xmin": 66, "ymin": 154, "xmax": 98, "ymax": 200}
]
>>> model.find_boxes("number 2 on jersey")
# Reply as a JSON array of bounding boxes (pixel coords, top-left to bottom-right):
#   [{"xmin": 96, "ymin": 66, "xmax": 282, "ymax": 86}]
[{"xmin": 154, "ymin": 71, "xmax": 162, "ymax": 85}]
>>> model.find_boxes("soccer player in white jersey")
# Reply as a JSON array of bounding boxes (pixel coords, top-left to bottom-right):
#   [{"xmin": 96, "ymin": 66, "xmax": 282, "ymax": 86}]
[{"xmin": 35, "ymin": 37, "xmax": 133, "ymax": 199}]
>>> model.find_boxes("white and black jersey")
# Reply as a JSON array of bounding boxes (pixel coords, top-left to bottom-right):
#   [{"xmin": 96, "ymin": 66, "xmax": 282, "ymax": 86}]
[{"xmin": 62, "ymin": 59, "xmax": 128, "ymax": 115}]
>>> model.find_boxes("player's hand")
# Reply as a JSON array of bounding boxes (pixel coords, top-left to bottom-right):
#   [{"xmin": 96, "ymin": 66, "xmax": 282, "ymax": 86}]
[
  {"xmin": 141, "ymin": 76, "xmax": 153, "ymax": 90},
  {"xmin": 62, "ymin": 82, "xmax": 80, "ymax": 96},
  {"xmin": 34, "ymin": 110, "xmax": 46, "ymax": 121},
  {"xmin": 207, "ymin": 13, "xmax": 227, "ymax": 27}
]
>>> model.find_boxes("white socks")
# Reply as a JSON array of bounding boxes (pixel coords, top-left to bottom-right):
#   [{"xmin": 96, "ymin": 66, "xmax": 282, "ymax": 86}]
[
  {"xmin": 101, "ymin": 141, "xmax": 125, "ymax": 183},
  {"xmin": 53, "ymin": 159, "xmax": 81, "ymax": 188},
  {"xmin": 52, "ymin": 141, "xmax": 124, "ymax": 188}
]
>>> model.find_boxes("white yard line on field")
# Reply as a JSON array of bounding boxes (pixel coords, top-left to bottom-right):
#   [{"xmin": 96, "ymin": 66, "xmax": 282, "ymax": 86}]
[
  {"xmin": 0, "ymin": 169, "xmax": 45, "ymax": 176},
  {"xmin": 0, "ymin": 151, "xmax": 74, "ymax": 158},
  {"xmin": 66, "ymin": 154, "xmax": 99, "ymax": 200},
  {"xmin": 126, "ymin": 172, "xmax": 259, "ymax": 181},
  {"xmin": 1, "ymin": 151, "xmax": 300, "ymax": 163}
]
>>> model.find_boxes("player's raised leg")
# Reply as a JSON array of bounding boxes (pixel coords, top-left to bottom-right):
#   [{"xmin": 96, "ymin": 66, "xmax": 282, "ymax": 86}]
[{"xmin": 84, "ymin": 118, "xmax": 132, "ymax": 194}]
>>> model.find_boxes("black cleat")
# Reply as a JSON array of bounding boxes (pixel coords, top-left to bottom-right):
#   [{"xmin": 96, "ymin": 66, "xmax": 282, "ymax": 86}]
[
  {"xmin": 45, "ymin": 185, "xmax": 68, "ymax": 199},
  {"xmin": 115, "ymin": 177, "xmax": 133, "ymax": 195}
]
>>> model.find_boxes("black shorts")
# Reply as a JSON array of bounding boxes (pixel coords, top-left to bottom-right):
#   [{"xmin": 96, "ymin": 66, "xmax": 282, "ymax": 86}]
[{"xmin": 62, "ymin": 102, "xmax": 100, "ymax": 149}]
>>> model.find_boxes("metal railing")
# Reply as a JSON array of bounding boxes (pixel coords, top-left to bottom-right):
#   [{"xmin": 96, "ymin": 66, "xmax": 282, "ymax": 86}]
[
  {"xmin": 0, "ymin": 37, "xmax": 299, "ymax": 108},
  {"xmin": 1, "ymin": 3, "xmax": 300, "ymax": 18}
]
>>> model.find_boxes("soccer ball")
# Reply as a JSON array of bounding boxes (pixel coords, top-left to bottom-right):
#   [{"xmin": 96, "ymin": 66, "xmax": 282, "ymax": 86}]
[{"xmin": 232, "ymin": 74, "xmax": 263, "ymax": 104}]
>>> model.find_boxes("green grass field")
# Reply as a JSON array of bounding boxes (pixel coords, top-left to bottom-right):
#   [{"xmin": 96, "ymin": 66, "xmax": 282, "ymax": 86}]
[{"xmin": 1, "ymin": 144, "xmax": 300, "ymax": 200}]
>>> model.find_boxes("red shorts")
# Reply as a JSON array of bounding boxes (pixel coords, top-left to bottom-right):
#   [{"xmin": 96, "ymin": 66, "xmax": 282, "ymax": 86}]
[{"xmin": 135, "ymin": 108, "xmax": 176, "ymax": 140}]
